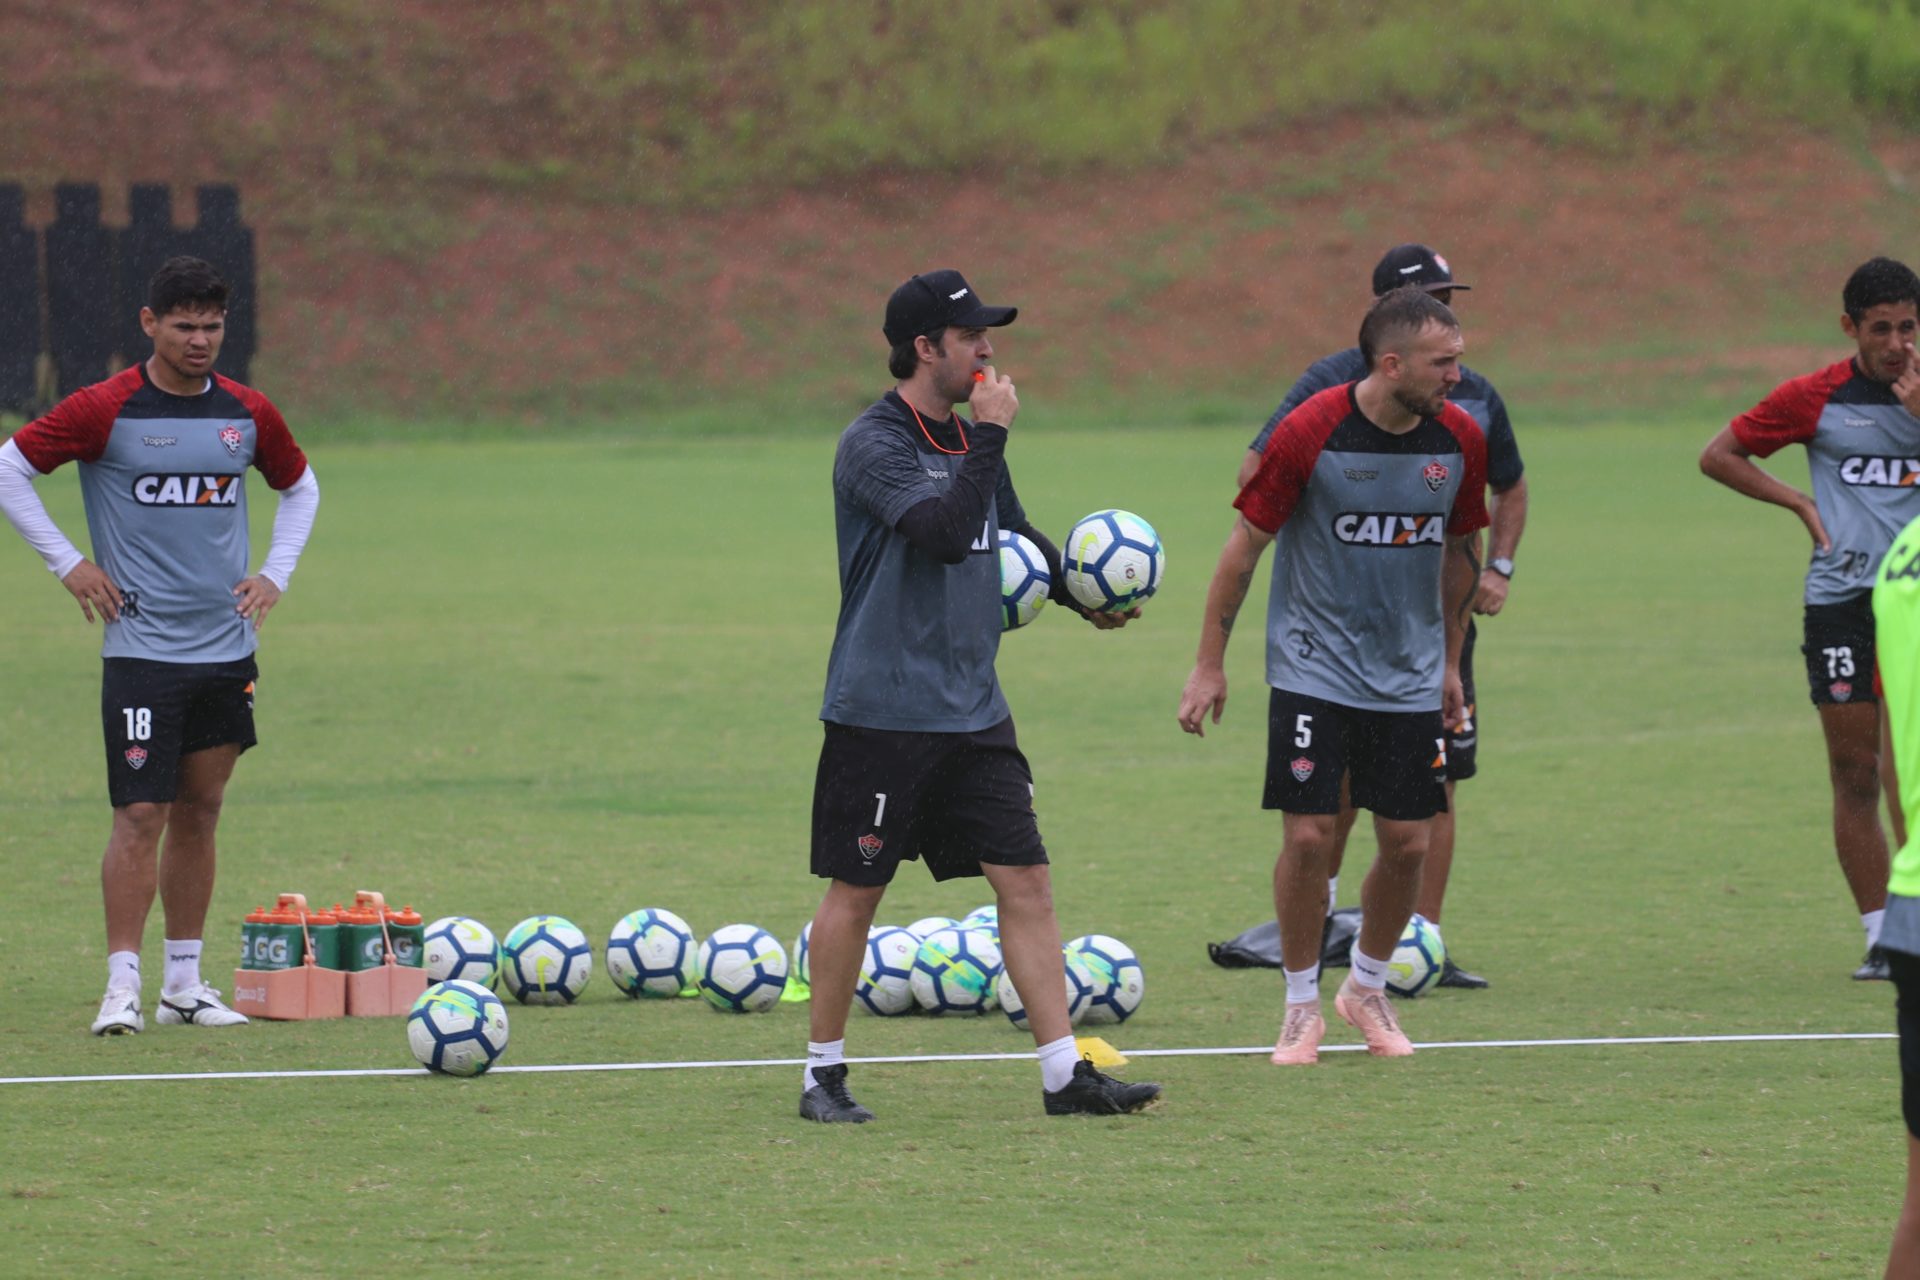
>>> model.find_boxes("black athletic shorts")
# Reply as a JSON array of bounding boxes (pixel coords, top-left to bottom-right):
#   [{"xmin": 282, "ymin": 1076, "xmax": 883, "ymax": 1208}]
[
  {"xmin": 1892, "ymin": 949, "xmax": 1920, "ymax": 1139},
  {"xmin": 102, "ymin": 656, "xmax": 258, "ymax": 807},
  {"xmin": 1803, "ymin": 593, "xmax": 1877, "ymax": 706},
  {"xmin": 1447, "ymin": 620, "xmax": 1479, "ymax": 783},
  {"xmin": 811, "ymin": 717, "xmax": 1048, "ymax": 886},
  {"xmin": 1264, "ymin": 688, "xmax": 1448, "ymax": 822}
]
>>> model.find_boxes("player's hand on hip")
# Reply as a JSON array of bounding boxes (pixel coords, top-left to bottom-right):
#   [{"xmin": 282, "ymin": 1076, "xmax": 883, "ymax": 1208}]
[
  {"xmin": 233, "ymin": 575, "xmax": 282, "ymax": 631},
  {"xmin": 1443, "ymin": 669, "xmax": 1466, "ymax": 729},
  {"xmin": 1797, "ymin": 498, "xmax": 1833, "ymax": 554},
  {"xmin": 1473, "ymin": 569, "xmax": 1509, "ymax": 616},
  {"xmin": 1178, "ymin": 666, "xmax": 1227, "ymax": 737},
  {"xmin": 61, "ymin": 559, "xmax": 122, "ymax": 624},
  {"xmin": 968, "ymin": 366, "xmax": 1018, "ymax": 428}
]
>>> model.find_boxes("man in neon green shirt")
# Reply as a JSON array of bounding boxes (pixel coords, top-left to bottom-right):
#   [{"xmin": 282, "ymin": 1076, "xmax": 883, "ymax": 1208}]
[{"xmin": 1871, "ymin": 510, "xmax": 1920, "ymax": 1274}]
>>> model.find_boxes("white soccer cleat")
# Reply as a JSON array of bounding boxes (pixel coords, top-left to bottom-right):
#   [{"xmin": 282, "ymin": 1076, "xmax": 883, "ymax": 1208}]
[
  {"xmin": 155, "ymin": 982, "xmax": 250, "ymax": 1027},
  {"xmin": 91, "ymin": 984, "xmax": 145, "ymax": 1036}
]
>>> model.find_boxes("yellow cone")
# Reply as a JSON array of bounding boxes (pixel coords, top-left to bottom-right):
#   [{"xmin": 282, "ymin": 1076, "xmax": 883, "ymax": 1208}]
[{"xmin": 1075, "ymin": 1035, "xmax": 1127, "ymax": 1068}]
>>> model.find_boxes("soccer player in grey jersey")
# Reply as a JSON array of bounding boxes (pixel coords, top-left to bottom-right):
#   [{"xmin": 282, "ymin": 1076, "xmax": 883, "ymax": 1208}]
[
  {"xmin": 801, "ymin": 270, "xmax": 1159, "ymax": 1122},
  {"xmin": 1181, "ymin": 288, "xmax": 1488, "ymax": 1065},
  {"xmin": 0, "ymin": 257, "xmax": 319, "ymax": 1034},
  {"xmin": 1238, "ymin": 244, "xmax": 1525, "ymax": 990},
  {"xmin": 1700, "ymin": 256, "xmax": 1920, "ymax": 981}
]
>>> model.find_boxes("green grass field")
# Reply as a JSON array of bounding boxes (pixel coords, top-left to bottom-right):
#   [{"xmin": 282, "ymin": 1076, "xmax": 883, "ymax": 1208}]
[{"xmin": 0, "ymin": 410, "xmax": 1905, "ymax": 1277}]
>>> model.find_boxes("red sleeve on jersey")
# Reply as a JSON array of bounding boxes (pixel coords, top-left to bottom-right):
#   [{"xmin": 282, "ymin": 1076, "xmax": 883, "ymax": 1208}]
[
  {"xmin": 1441, "ymin": 404, "xmax": 1490, "ymax": 537},
  {"xmin": 6, "ymin": 367, "xmax": 141, "ymax": 472},
  {"xmin": 1729, "ymin": 359, "xmax": 1854, "ymax": 459},
  {"xmin": 224, "ymin": 380, "xmax": 309, "ymax": 490},
  {"xmin": 1235, "ymin": 385, "xmax": 1349, "ymax": 534}
]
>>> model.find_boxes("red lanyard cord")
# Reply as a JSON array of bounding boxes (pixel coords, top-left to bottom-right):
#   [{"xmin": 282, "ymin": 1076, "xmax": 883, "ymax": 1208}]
[{"xmin": 903, "ymin": 396, "xmax": 969, "ymax": 455}]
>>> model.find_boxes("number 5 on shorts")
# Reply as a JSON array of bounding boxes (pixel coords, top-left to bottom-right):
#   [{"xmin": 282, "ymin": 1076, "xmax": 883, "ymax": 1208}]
[{"xmin": 1294, "ymin": 714, "xmax": 1312, "ymax": 748}]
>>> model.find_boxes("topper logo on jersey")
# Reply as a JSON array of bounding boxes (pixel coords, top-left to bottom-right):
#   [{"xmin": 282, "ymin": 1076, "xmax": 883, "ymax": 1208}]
[
  {"xmin": 1839, "ymin": 456, "xmax": 1920, "ymax": 487},
  {"xmin": 1332, "ymin": 512, "xmax": 1445, "ymax": 547},
  {"xmin": 132, "ymin": 474, "xmax": 242, "ymax": 507}
]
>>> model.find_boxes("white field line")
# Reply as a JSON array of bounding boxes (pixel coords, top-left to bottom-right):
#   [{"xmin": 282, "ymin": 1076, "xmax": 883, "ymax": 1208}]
[{"xmin": 0, "ymin": 1030, "xmax": 1892, "ymax": 1086}]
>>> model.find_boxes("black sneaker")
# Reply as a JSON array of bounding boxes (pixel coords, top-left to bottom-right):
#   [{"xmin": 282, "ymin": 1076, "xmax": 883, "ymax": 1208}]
[
  {"xmin": 1044, "ymin": 1057, "xmax": 1162, "ymax": 1116},
  {"xmin": 1436, "ymin": 958, "xmax": 1489, "ymax": 990},
  {"xmin": 799, "ymin": 1063, "xmax": 874, "ymax": 1123},
  {"xmin": 1854, "ymin": 946, "xmax": 1891, "ymax": 982}
]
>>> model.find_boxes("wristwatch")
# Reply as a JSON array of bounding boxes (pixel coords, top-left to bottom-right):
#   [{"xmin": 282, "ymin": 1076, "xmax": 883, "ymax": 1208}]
[{"xmin": 1489, "ymin": 557, "xmax": 1515, "ymax": 579}]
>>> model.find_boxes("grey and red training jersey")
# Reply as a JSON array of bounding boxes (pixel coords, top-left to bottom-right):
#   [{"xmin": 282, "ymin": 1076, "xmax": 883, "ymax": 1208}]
[
  {"xmin": 9, "ymin": 363, "xmax": 307, "ymax": 662},
  {"xmin": 1731, "ymin": 357, "xmax": 1920, "ymax": 605},
  {"xmin": 1237, "ymin": 384, "xmax": 1488, "ymax": 712}
]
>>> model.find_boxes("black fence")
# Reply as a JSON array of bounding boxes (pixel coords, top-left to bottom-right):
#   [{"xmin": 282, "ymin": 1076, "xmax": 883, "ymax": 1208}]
[{"xmin": 0, "ymin": 182, "xmax": 257, "ymax": 414}]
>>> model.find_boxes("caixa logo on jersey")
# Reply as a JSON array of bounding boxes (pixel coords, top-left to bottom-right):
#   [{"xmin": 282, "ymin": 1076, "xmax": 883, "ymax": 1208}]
[
  {"xmin": 1839, "ymin": 456, "xmax": 1920, "ymax": 487},
  {"xmin": 1332, "ymin": 512, "xmax": 1445, "ymax": 547},
  {"xmin": 132, "ymin": 474, "xmax": 242, "ymax": 507}
]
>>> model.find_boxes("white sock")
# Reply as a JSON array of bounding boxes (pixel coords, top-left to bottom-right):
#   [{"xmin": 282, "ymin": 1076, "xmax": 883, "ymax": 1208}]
[
  {"xmin": 1866, "ymin": 909, "xmax": 1887, "ymax": 949},
  {"xmin": 1326, "ymin": 877, "xmax": 1338, "ymax": 915},
  {"xmin": 1283, "ymin": 964, "xmax": 1320, "ymax": 1005},
  {"xmin": 107, "ymin": 950, "xmax": 141, "ymax": 993},
  {"xmin": 162, "ymin": 939, "xmax": 203, "ymax": 994},
  {"xmin": 1350, "ymin": 944, "xmax": 1390, "ymax": 991},
  {"xmin": 804, "ymin": 1039, "xmax": 845, "ymax": 1090},
  {"xmin": 1037, "ymin": 1034, "xmax": 1079, "ymax": 1092}
]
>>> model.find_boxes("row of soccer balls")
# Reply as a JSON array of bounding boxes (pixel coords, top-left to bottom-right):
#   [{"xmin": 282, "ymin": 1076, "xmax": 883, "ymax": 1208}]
[
  {"xmin": 1000, "ymin": 509, "xmax": 1166, "ymax": 630},
  {"xmin": 421, "ymin": 906, "xmax": 1146, "ymax": 1022}
]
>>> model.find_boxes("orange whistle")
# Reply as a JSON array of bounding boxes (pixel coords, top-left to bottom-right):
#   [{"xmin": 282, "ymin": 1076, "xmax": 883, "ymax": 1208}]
[{"xmin": 973, "ymin": 371, "xmax": 986, "ymax": 382}]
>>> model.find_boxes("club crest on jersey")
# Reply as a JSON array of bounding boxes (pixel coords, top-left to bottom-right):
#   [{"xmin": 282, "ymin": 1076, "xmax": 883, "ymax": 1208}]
[
  {"xmin": 124, "ymin": 747, "xmax": 148, "ymax": 770},
  {"xmin": 219, "ymin": 424, "xmax": 244, "ymax": 456},
  {"xmin": 1422, "ymin": 460, "xmax": 1450, "ymax": 493},
  {"xmin": 1832, "ymin": 680, "xmax": 1854, "ymax": 702},
  {"xmin": 132, "ymin": 474, "xmax": 241, "ymax": 507},
  {"xmin": 1290, "ymin": 757, "xmax": 1314, "ymax": 782},
  {"xmin": 1332, "ymin": 512, "xmax": 1444, "ymax": 547},
  {"xmin": 1839, "ymin": 456, "xmax": 1920, "ymax": 487},
  {"xmin": 857, "ymin": 833, "xmax": 884, "ymax": 861}
]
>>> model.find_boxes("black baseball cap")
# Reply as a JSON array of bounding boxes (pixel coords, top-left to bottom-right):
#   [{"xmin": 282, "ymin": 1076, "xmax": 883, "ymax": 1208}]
[
  {"xmin": 883, "ymin": 269, "xmax": 1018, "ymax": 345},
  {"xmin": 1371, "ymin": 244, "xmax": 1471, "ymax": 296}
]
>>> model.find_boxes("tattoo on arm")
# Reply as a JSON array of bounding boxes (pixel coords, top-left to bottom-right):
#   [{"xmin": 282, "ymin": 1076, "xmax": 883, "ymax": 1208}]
[{"xmin": 1220, "ymin": 567, "xmax": 1253, "ymax": 637}]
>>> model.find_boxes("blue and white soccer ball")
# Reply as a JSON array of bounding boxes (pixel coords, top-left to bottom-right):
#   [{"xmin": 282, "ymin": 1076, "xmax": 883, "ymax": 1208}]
[
  {"xmin": 855, "ymin": 925, "xmax": 920, "ymax": 1016},
  {"xmin": 605, "ymin": 907, "xmax": 696, "ymax": 999},
  {"xmin": 996, "ymin": 950, "xmax": 1099, "ymax": 1029},
  {"xmin": 958, "ymin": 904, "xmax": 999, "ymax": 938},
  {"xmin": 1061, "ymin": 509, "xmax": 1166, "ymax": 613},
  {"xmin": 904, "ymin": 915, "xmax": 959, "ymax": 941},
  {"xmin": 909, "ymin": 926, "xmax": 1003, "ymax": 1015},
  {"xmin": 501, "ymin": 915, "xmax": 593, "ymax": 1005},
  {"xmin": 697, "ymin": 924, "xmax": 789, "ymax": 1013},
  {"xmin": 407, "ymin": 979, "xmax": 510, "ymax": 1077},
  {"xmin": 999, "ymin": 528, "xmax": 1052, "ymax": 630},
  {"xmin": 793, "ymin": 920, "xmax": 813, "ymax": 986},
  {"xmin": 1387, "ymin": 913, "xmax": 1448, "ymax": 998},
  {"xmin": 1067, "ymin": 933, "xmax": 1146, "ymax": 1024},
  {"xmin": 422, "ymin": 916, "xmax": 502, "ymax": 990}
]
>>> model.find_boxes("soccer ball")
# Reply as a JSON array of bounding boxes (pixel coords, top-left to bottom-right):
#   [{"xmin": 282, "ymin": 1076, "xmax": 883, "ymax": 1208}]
[
  {"xmin": 406, "ymin": 979, "xmax": 510, "ymax": 1077},
  {"xmin": 697, "ymin": 924, "xmax": 788, "ymax": 1013},
  {"xmin": 1068, "ymin": 933, "xmax": 1146, "ymax": 1024},
  {"xmin": 910, "ymin": 926, "xmax": 1003, "ymax": 1015},
  {"xmin": 959, "ymin": 904, "xmax": 999, "ymax": 937},
  {"xmin": 793, "ymin": 920, "xmax": 813, "ymax": 986},
  {"xmin": 1060, "ymin": 509, "xmax": 1165, "ymax": 612},
  {"xmin": 904, "ymin": 915, "xmax": 959, "ymax": 941},
  {"xmin": 999, "ymin": 529, "xmax": 1051, "ymax": 630},
  {"xmin": 855, "ymin": 925, "xmax": 919, "ymax": 1016},
  {"xmin": 422, "ymin": 916, "xmax": 501, "ymax": 989},
  {"xmin": 605, "ymin": 907, "xmax": 696, "ymax": 999},
  {"xmin": 1387, "ymin": 913, "xmax": 1448, "ymax": 998},
  {"xmin": 997, "ymin": 951, "xmax": 1098, "ymax": 1029},
  {"xmin": 500, "ymin": 915, "xmax": 593, "ymax": 1005}
]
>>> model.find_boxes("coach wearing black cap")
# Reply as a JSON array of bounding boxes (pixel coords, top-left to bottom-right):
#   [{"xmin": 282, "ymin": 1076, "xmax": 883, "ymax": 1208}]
[
  {"xmin": 796, "ymin": 269, "xmax": 1161, "ymax": 1125},
  {"xmin": 1233, "ymin": 243, "xmax": 1528, "ymax": 991}
]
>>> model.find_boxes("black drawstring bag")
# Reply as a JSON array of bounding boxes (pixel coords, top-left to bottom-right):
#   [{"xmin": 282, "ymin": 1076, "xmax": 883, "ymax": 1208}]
[{"xmin": 1206, "ymin": 908, "xmax": 1360, "ymax": 969}]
